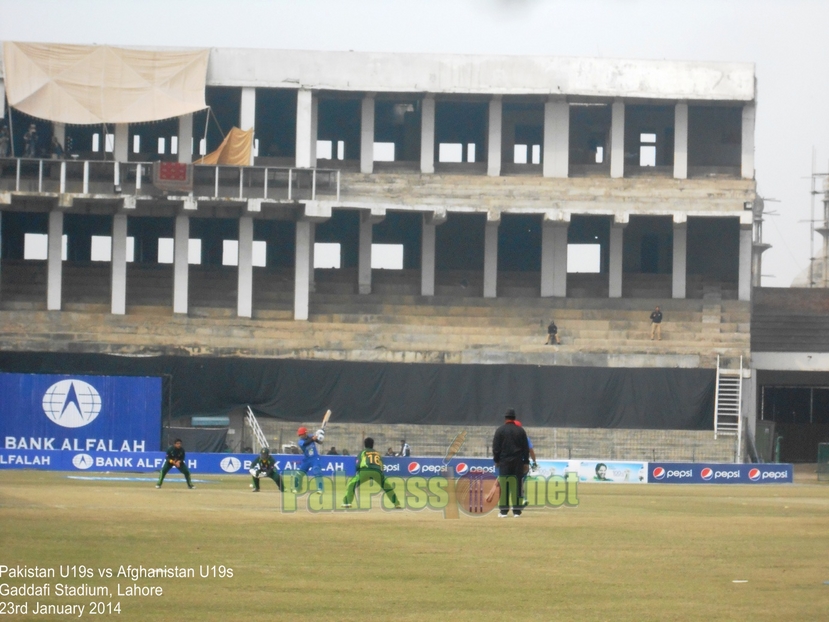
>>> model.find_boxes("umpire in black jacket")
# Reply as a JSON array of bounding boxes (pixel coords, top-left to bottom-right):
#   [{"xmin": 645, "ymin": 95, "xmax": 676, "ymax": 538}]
[{"xmin": 492, "ymin": 408, "xmax": 530, "ymax": 517}]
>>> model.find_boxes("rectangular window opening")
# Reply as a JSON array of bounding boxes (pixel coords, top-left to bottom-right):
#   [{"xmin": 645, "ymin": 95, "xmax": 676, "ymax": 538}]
[
  {"xmin": 104, "ymin": 134, "xmax": 114, "ymax": 153},
  {"xmin": 314, "ymin": 242, "xmax": 341, "ymax": 269},
  {"xmin": 157, "ymin": 238, "xmax": 174, "ymax": 264},
  {"xmin": 222, "ymin": 240, "xmax": 238, "ymax": 266},
  {"xmin": 337, "ymin": 140, "xmax": 345, "ymax": 160},
  {"xmin": 133, "ymin": 135, "xmax": 141, "ymax": 153},
  {"xmin": 467, "ymin": 143, "xmax": 476, "ymax": 163},
  {"xmin": 532, "ymin": 144, "xmax": 541, "ymax": 165},
  {"xmin": 513, "ymin": 144, "xmax": 528, "ymax": 164},
  {"xmin": 374, "ymin": 142, "xmax": 395, "ymax": 162},
  {"xmin": 567, "ymin": 244, "xmax": 601, "ymax": 273},
  {"xmin": 595, "ymin": 146, "xmax": 604, "ymax": 164},
  {"xmin": 252, "ymin": 240, "xmax": 267, "ymax": 267},
  {"xmin": 317, "ymin": 140, "xmax": 332, "ymax": 160},
  {"xmin": 90, "ymin": 235, "xmax": 112, "ymax": 262},
  {"xmin": 371, "ymin": 243, "xmax": 404, "ymax": 270},
  {"xmin": 171, "ymin": 136, "xmax": 179, "ymax": 155},
  {"xmin": 157, "ymin": 138, "xmax": 166, "ymax": 155},
  {"xmin": 439, "ymin": 143, "xmax": 463, "ymax": 163}
]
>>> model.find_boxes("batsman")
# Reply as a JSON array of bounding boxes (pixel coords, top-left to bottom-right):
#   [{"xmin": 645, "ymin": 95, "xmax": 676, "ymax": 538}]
[
  {"xmin": 342, "ymin": 437, "xmax": 401, "ymax": 509},
  {"xmin": 250, "ymin": 448, "xmax": 283, "ymax": 492}
]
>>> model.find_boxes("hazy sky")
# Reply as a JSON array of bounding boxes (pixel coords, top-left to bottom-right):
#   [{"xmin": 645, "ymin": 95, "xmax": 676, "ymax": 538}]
[{"xmin": 2, "ymin": 0, "xmax": 827, "ymax": 287}]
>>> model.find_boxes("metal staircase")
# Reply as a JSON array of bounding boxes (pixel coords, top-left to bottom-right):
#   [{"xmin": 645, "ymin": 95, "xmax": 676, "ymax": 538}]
[
  {"xmin": 245, "ymin": 406, "xmax": 270, "ymax": 452},
  {"xmin": 714, "ymin": 355, "xmax": 743, "ymax": 461}
]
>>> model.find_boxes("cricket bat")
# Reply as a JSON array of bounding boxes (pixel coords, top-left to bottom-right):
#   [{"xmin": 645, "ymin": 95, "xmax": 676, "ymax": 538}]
[{"xmin": 321, "ymin": 409, "xmax": 332, "ymax": 430}]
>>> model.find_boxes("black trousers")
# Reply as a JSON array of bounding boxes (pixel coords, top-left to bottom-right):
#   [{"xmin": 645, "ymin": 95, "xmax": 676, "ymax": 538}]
[{"xmin": 497, "ymin": 458, "xmax": 525, "ymax": 514}]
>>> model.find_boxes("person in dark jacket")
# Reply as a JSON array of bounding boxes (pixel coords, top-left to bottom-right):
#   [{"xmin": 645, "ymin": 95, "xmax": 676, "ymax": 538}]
[
  {"xmin": 491, "ymin": 408, "xmax": 530, "ymax": 518},
  {"xmin": 650, "ymin": 306, "xmax": 663, "ymax": 340},
  {"xmin": 545, "ymin": 319, "xmax": 561, "ymax": 345}
]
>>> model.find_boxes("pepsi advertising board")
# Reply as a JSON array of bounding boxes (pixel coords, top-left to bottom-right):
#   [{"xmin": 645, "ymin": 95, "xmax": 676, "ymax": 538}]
[
  {"xmin": 0, "ymin": 373, "xmax": 162, "ymax": 454},
  {"xmin": 0, "ymin": 450, "xmax": 496, "ymax": 477},
  {"xmin": 649, "ymin": 463, "xmax": 793, "ymax": 484}
]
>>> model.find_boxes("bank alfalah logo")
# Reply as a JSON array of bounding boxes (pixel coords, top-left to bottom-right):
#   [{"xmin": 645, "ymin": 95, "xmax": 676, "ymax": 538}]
[{"xmin": 42, "ymin": 379, "xmax": 102, "ymax": 428}]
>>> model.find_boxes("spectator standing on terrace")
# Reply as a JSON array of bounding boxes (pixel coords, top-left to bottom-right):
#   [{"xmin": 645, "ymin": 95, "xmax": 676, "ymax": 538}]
[
  {"xmin": 50, "ymin": 136, "xmax": 64, "ymax": 159},
  {"xmin": 545, "ymin": 319, "xmax": 561, "ymax": 345},
  {"xmin": 23, "ymin": 124, "xmax": 38, "ymax": 158},
  {"xmin": 0, "ymin": 125, "xmax": 10, "ymax": 158},
  {"xmin": 491, "ymin": 409, "xmax": 530, "ymax": 518},
  {"xmin": 650, "ymin": 306, "xmax": 663, "ymax": 341},
  {"xmin": 399, "ymin": 439, "xmax": 411, "ymax": 457}
]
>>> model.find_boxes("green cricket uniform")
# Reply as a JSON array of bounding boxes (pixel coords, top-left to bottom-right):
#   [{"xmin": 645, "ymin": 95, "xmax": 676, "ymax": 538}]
[
  {"xmin": 343, "ymin": 449, "xmax": 399, "ymax": 506},
  {"xmin": 251, "ymin": 455, "xmax": 283, "ymax": 491},
  {"xmin": 157, "ymin": 444, "xmax": 194, "ymax": 488}
]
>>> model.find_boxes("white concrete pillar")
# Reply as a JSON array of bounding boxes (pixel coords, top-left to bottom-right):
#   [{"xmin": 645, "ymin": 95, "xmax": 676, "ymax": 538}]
[
  {"xmin": 487, "ymin": 97, "xmax": 502, "ymax": 177},
  {"xmin": 360, "ymin": 95, "xmax": 375, "ymax": 174},
  {"xmin": 240, "ymin": 87, "xmax": 256, "ymax": 165},
  {"xmin": 483, "ymin": 218, "xmax": 499, "ymax": 298},
  {"xmin": 609, "ymin": 218, "xmax": 627, "ymax": 298},
  {"xmin": 672, "ymin": 218, "xmax": 687, "ymax": 299},
  {"xmin": 294, "ymin": 220, "xmax": 312, "ymax": 320},
  {"xmin": 356, "ymin": 209, "xmax": 385, "ymax": 295},
  {"xmin": 178, "ymin": 114, "xmax": 193, "ymax": 164},
  {"xmin": 543, "ymin": 99, "xmax": 569, "ymax": 178},
  {"xmin": 741, "ymin": 103, "xmax": 755, "ymax": 180},
  {"xmin": 308, "ymin": 221, "xmax": 316, "ymax": 292},
  {"xmin": 420, "ymin": 211, "xmax": 447, "ymax": 297},
  {"xmin": 111, "ymin": 213, "xmax": 128, "ymax": 315},
  {"xmin": 739, "ymin": 223, "xmax": 752, "ymax": 302},
  {"xmin": 310, "ymin": 97, "xmax": 318, "ymax": 168},
  {"xmin": 114, "ymin": 123, "xmax": 129, "ymax": 163},
  {"xmin": 173, "ymin": 214, "xmax": 189, "ymax": 314},
  {"xmin": 673, "ymin": 103, "xmax": 688, "ymax": 179},
  {"xmin": 420, "ymin": 96, "xmax": 435, "ymax": 174},
  {"xmin": 552, "ymin": 222, "xmax": 569, "ymax": 297},
  {"xmin": 46, "ymin": 210, "xmax": 63, "ymax": 311},
  {"xmin": 237, "ymin": 216, "xmax": 253, "ymax": 318},
  {"xmin": 295, "ymin": 89, "xmax": 314, "ymax": 168},
  {"xmin": 610, "ymin": 100, "xmax": 625, "ymax": 179},
  {"xmin": 358, "ymin": 213, "xmax": 374, "ymax": 295},
  {"xmin": 541, "ymin": 220, "xmax": 570, "ymax": 297}
]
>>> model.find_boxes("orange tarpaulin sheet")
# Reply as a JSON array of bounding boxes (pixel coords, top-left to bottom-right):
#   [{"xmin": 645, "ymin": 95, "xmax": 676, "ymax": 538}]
[{"xmin": 194, "ymin": 127, "xmax": 253, "ymax": 166}]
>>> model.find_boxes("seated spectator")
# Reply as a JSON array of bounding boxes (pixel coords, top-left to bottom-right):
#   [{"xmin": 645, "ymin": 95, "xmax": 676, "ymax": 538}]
[
  {"xmin": 545, "ymin": 319, "xmax": 561, "ymax": 345},
  {"xmin": 326, "ymin": 446, "xmax": 339, "ymax": 455}
]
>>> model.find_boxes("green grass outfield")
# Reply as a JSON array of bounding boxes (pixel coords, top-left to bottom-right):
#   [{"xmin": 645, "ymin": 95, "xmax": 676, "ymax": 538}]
[{"xmin": 1, "ymin": 469, "xmax": 828, "ymax": 621}]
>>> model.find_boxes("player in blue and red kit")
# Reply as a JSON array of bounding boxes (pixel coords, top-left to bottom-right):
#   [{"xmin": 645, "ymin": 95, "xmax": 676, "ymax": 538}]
[{"xmin": 293, "ymin": 426, "xmax": 324, "ymax": 493}]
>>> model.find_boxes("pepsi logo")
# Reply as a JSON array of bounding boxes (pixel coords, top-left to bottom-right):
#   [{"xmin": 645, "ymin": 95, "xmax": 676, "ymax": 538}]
[
  {"xmin": 748, "ymin": 468, "xmax": 761, "ymax": 481},
  {"xmin": 652, "ymin": 467, "xmax": 666, "ymax": 480},
  {"xmin": 407, "ymin": 462, "xmax": 421, "ymax": 475},
  {"xmin": 700, "ymin": 467, "xmax": 714, "ymax": 481},
  {"xmin": 455, "ymin": 463, "xmax": 469, "ymax": 476}
]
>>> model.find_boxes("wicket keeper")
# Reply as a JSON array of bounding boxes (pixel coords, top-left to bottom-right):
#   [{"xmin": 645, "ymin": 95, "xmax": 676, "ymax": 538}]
[
  {"xmin": 250, "ymin": 448, "xmax": 283, "ymax": 492},
  {"xmin": 342, "ymin": 437, "xmax": 401, "ymax": 508},
  {"xmin": 156, "ymin": 438, "xmax": 195, "ymax": 489}
]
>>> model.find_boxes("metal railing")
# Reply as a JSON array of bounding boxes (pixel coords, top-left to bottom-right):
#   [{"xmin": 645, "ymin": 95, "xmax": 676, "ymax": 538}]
[{"xmin": 0, "ymin": 157, "xmax": 340, "ymax": 202}]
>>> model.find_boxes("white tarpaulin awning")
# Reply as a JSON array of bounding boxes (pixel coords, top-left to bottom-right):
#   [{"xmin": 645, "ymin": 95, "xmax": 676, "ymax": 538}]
[{"xmin": 3, "ymin": 42, "xmax": 209, "ymax": 125}]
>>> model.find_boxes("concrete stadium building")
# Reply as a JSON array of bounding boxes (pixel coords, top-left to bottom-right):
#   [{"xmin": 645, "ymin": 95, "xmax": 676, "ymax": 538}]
[{"xmin": 1, "ymin": 43, "xmax": 775, "ymax": 461}]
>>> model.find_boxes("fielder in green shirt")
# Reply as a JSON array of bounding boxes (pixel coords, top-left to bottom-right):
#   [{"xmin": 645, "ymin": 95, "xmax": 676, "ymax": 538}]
[
  {"xmin": 342, "ymin": 437, "xmax": 401, "ymax": 508},
  {"xmin": 156, "ymin": 439, "xmax": 194, "ymax": 489}
]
